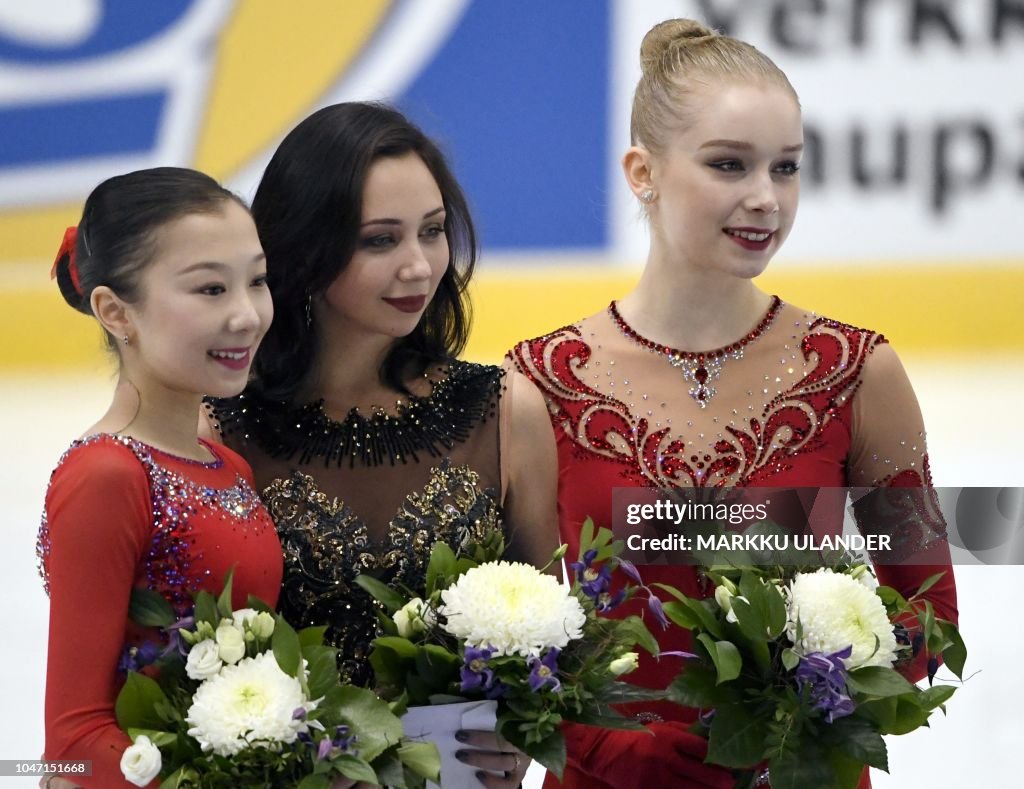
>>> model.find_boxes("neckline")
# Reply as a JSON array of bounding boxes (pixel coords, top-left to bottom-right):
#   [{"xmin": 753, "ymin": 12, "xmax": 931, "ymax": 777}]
[
  {"xmin": 76, "ymin": 433, "xmax": 224, "ymax": 468},
  {"xmin": 608, "ymin": 295, "xmax": 783, "ymax": 359},
  {"xmin": 212, "ymin": 360, "xmax": 502, "ymax": 467}
]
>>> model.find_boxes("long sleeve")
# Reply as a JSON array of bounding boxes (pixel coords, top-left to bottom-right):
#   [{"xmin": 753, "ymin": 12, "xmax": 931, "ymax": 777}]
[
  {"xmin": 848, "ymin": 343, "xmax": 958, "ymax": 681},
  {"xmin": 41, "ymin": 440, "xmax": 158, "ymax": 788}
]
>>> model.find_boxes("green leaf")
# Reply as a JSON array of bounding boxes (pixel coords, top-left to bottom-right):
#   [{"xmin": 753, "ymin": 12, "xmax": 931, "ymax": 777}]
[
  {"xmin": 614, "ymin": 615, "xmax": 660, "ymax": 656},
  {"xmin": 271, "ymin": 615, "xmax": 302, "ymax": 678},
  {"xmin": 915, "ymin": 684, "xmax": 956, "ymax": 712},
  {"xmin": 127, "ymin": 587, "xmax": 176, "ymax": 628},
  {"xmin": 828, "ymin": 716, "xmax": 889, "ymax": 770},
  {"xmin": 504, "ymin": 725, "xmax": 567, "ymax": 779},
  {"xmin": 885, "ymin": 696, "xmax": 935, "ymax": 735},
  {"xmin": 663, "ymin": 600, "xmax": 700, "ymax": 630},
  {"xmin": 304, "ymin": 644, "xmax": 341, "ymax": 700},
  {"xmin": 158, "ymin": 766, "xmax": 198, "ymax": 789},
  {"xmin": 827, "ymin": 747, "xmax": 871, "ymax": 789},
  {"xmin": 781, "ymin": 648, "xmax": 800, "ymax": 671},
  {"xmin": 697, "ymin": 633, "xmax": 741, "ymax": 684},
  {"xmin": 333, "ymin": 685, "xmax": 404, "ymax": 763},
  {"xmin": 914, "ymin": 571, "xmax": 947, "ymax": 598},
  {"xmin": 667, "ymin": 664, "xmax": 739, "ymax": 708},
  {"xmin": 124, "ymin": 728, "xmax": 176, "ymax": 747},
  {"xmin": 354, "ymin": 573, "xmax": 408, "ymax": 612},
  {"xmin": 297, "ymin": 625, "xmax": 328, "ymax": 649},
  {"xmin": 244, "ymin": 595, "xmax": 275, "ymax": 614},
  {"xmin": 940, "ymin": 622, "xmax": 967, "ymax": 679},
  {"xmin": 577, "ymin": 517, "xmax": 596, "ymax": 562},
  {"xmin": 374, "ymin": 635, "xmax": 421, "ymax": 660},
  {"xmin": 397, "ymin": 740, "xmax": 442, "ymax": 782},
  {"xmin": 115, "ymin": 671, "xmax": 171, "ymax": 731},
  {"xmin": 295, "ymin": 775, "xmax": 330, "ymax": 789},
  {"xmin": 845, "ymin": 666, "xmax": 915, "ymax": 698},
  {"xmin": 192, "ymin": 590, "xmax": 219, "ymax": 628},
  {"xmin": 706, "ymin": 705, "xmax": 766, "ymax": 768},
  {"xmin": 767, "ymin": 741, "xmax": 836, "ymax": 789},
  {"xmin": 426, "ymin": 541, "xmax": 457, "ymax": 594},
  {"xmin": 216, "ymin": 566, "xmax": 235, "ymax": 618},
  {"xmin": 333, "ymin": 755, "xmax": 379, "ymax": 784}
]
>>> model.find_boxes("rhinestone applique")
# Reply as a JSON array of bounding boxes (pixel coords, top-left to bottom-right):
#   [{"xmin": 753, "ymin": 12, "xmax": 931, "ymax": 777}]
[{"xmin": 608, "ymin": 297, "xmax": 782, "ymax": 407}]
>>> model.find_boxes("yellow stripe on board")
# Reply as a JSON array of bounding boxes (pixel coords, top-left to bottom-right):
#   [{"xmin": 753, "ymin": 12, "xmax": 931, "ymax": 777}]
[{"xmin": 2, "ymin": 264, "xmax": 1022, "ymax": 371}]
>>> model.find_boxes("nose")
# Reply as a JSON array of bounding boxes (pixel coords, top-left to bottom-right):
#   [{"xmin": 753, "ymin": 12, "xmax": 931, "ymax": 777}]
[
  {"xmin": 227, "ymin": 289, "xmax": 263, "ymax": 335},
  {"xmin": 744, "ymin": 170, "xmax": 780, "ymax": 215},
  {"xmin": 396, "ymin": 242, "xmax": 433, "ymax": 282}
]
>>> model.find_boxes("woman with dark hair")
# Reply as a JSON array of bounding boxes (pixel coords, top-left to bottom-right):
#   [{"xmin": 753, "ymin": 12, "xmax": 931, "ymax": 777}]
[
  {"xmin": 206, "ymin": 102, "xmax": 557, "ymax": 788},
  {"xmin": 38, "ymin": 167, "xmax": 282, "ymax": 787}
]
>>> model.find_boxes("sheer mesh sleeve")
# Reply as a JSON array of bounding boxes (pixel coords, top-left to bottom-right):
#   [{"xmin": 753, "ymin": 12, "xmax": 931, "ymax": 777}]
[
  {"xmin": 848, "ymin": 343, "xmax": 958, "ymax": 681},
  {"xmin": 41, "ymin": 439, "xmax": 157, "ymax": 788}
]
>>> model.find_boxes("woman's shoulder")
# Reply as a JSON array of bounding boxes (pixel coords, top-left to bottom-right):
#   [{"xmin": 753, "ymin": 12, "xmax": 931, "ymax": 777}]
[
  {"xmin": 50, "ymin": 433, "xmax": 151, "ymax": 483},
  {"xmin": 786, "ymin": 301, "xmax": 889, "ymax": 349}
]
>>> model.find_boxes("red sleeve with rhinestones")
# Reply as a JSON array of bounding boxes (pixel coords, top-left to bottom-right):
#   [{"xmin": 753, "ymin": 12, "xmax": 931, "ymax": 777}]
[
  {"xmin": 40, "ymin": 438, "xmax": 158, "ymax": 788},
  {"xmin": 849, "ymin": 343, "xmax": 958, "ymax": 682}
]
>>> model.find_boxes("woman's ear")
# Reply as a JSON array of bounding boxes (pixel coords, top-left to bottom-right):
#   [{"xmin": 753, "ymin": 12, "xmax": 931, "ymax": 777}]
[
  {"xmin": 91, "ymin": 285, "xmax": 133, "ymax": 344},
  {"xmin": 622, "ymin": 146, "xmax": 655, "ymax": 200}
]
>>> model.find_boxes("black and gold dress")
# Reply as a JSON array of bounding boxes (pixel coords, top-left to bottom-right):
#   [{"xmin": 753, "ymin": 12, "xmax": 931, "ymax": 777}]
[{"xmin": 207, "ymin": 360, "xmax": 505, "ymax": 685}]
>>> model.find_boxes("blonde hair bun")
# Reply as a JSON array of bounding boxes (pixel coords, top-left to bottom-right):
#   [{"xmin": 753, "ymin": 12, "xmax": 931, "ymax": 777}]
[{"xmin": 639, "ymin": 18, "xmax": 716, "ymax": 74}]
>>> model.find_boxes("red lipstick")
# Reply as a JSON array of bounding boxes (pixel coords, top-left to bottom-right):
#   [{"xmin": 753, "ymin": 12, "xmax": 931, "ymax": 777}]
[{"xmin": 383, "ymin": 295, "xmax": 427, "ymax": 313}]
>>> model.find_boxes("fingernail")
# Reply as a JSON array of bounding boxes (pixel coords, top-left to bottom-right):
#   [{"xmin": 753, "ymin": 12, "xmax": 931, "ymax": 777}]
[
  {"xmin": 455, "ymin": 750, "xmax": 468, "ymax": 762},
  {"xmin": 454, "ymin": 730, "xmax": 469, "ymax": 742}
]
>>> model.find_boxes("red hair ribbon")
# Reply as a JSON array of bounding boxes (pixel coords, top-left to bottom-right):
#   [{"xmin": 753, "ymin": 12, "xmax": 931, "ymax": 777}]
[{"xmin": 51, "ymin": 225, "xmax": 82, "ymax": 295}]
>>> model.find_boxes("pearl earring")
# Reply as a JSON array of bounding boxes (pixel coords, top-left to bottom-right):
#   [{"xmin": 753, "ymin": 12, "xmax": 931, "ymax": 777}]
[{"xmin": 640, "ymin": 189, "xmax": 655, "ymax": 203}]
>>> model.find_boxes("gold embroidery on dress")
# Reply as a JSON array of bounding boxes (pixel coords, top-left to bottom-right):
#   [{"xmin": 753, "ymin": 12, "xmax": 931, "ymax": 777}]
[{"xmin": 264, "ymin": 458, "xmax": 501, "ymax": 685}]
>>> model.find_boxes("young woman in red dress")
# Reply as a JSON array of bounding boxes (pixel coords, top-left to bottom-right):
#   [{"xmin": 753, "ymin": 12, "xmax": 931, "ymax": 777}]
[
  {"xmin": 509, "ymin": 19, "xmax": 958, "ymax": 789},
  {"xmin": 37, "ymin": 168, "xmax": 282, "ymax": 787}
]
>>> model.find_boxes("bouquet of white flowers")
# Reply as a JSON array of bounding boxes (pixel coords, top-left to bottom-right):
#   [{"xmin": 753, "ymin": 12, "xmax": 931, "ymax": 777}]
[
  {"xmin": 660, "ymin": 557, "xmax": 966, "ymax": 789},
  {"xmin": 356, "ymin": 524, "xmax": 663, "ymax": 779},
  {"xmin": 115, "ymin": 571, "xmax": 439, "ymax": 788}
]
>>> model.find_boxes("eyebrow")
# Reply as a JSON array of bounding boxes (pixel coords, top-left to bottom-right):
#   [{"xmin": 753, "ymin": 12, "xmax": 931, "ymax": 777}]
[
  {"xmin": 177, "ymin": 253, "xmax": 265, "ymax": 275},
  {"xmin": 700, "ymin": 139, "xmax": 804, "ymax": 153},
  {"xmin": 361, "ymin": 206, "xmax": 446, "ymax": 227}
]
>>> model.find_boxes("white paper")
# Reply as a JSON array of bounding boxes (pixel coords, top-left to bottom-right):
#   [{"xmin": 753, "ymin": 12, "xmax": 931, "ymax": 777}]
[{"xmin": 401, "ymin": 699, "xmax": 499, "ymax": 788}]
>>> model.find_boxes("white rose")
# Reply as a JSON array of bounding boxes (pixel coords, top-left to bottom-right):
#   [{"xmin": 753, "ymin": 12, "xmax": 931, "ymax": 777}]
[
  {"xmin": 393, "ymin": 597, "xmax": 434, "ymax": 639},
  {"xmin": 186, "ymin": 638, "xmax": 224, "ymax": 681},
  {"xmin": 608, "ymin": 651, "xmax": 639, "ymax": 676},
  {"xmin": 230, "ymin": 608, "xmax": 259, "ymax": 631},
  {"xmin": 216, "ymin": 622, "xmax": 246, "ymax": 664},
  {"xmin": 120, "ymin": 734, "xmax": 162, "ymax": 786},
  {"xmin": 251, "ymin": 611, "xmax": 276, "ymax": 639}
]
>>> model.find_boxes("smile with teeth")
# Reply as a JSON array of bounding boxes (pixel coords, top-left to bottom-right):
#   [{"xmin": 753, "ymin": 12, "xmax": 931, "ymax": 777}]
[
  {"xmin": 726, "ymin": 229, "xmax": 772, "ymax": 242},
  {"xmin": 208, "ymin": 350, "xmax": 247, "ymax": 360}
]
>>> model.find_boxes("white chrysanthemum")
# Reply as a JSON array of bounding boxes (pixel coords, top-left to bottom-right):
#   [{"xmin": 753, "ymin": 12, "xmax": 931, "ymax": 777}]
[
  {"xmin": 786, "ymin": 568, "xmax": 898, "ymax": 669},
  {"xmin": 185, "ymin": 651, "xmax": 308, "ymax": 756},
  {"xmin": 439, "ymin": 561, "xmax": 586, "ymax": 657}
]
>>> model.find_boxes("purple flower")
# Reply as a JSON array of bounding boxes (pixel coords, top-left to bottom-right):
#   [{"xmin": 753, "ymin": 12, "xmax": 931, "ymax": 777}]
[
  {"xmin": 595, "ymin": 588, "xmax": 627, "ymax": 613},
  {"xmin": 647, "ymin": 594, "xmax": 669, "ymax": 630},
  {"xmin": 795, "ymin": 646, "xmax": 855, "ymax": 723},
  {"xmin": 460, "ymin": 645, "xmax": 497, "ymax": 693},
  {"xmin": 117, "ymin": 641, "xmax": 162, "ymax": 673},
  {"xmin": 528, "ymin": 648, "xmax": 562, "ymax": 693},
  {"xmin": 616, "ymin": 557, "xmax": 645, "ymax": 586},
  {"xmin": 292, "ymin": 707, "xmax": 308, "ymax": 721},
  {"xmin": 698, "ymin": 708, "xmax": 716, "ymax": 727},
  {"xmin": 162, "ymin": 615, "xmax": 195, "ymax": 658},
  {"xmin": 571, "ymin": 549, "xmax": 615, "ymax": 601},
  {"xmin": 317, "ymin": 738, "xmax": 333, "ymax": 761}
]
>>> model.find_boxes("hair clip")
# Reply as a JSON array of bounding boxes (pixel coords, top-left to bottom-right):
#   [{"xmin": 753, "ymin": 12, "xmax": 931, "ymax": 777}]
[{"xmin": 51, "ymin": 225, "xmax": 83, "ymax": 296}]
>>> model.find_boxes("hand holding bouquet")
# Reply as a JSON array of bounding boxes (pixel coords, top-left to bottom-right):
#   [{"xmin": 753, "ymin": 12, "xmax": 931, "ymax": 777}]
[
  {"xmin": 115, "ymin": 571, "xmax": 439, "ymax": 788},
  {"xmin": 356, "ymin": 524, "xmax": 663, "ymax": 779}
]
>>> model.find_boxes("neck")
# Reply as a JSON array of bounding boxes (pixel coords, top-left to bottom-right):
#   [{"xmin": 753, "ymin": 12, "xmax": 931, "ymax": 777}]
[
  {"xmin": 616, "ymin": 257, "xmax": 772, "ymax": 351},
  {"xmin": 302, "ymin": 320, "xmax": 401, "ymax": 414},
  {"xmin": 104, "ymin": 372, "xmax": 207, "ymax": 459}
]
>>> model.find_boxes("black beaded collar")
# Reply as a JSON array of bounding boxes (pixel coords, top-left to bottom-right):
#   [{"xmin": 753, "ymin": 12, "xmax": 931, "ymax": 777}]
[{"xmin": 206, "ymin": 360, "xmax": 502, "ymax": 468}]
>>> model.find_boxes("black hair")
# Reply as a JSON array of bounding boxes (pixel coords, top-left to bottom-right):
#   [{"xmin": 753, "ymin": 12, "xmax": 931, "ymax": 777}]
[
  {"xmin": 249, "ymin": 101, "xmax": 476, "ymax": 400},
  {"xmin": 54, "ymin": 166, "xmax": 246, "ymax": 350}
]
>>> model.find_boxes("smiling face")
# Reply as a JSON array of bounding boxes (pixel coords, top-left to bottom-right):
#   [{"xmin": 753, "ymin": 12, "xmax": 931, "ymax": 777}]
[
  {"xmin": 642, "ymin": 80, "xmax": 803, "ymax": 279},
  {"xmin": 124, "ymin": 200, "xmax": 272, "ymax": 398},
  {"xmin": 319, "ymin": 152, "xmax": 449, "ymax": 339}
]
